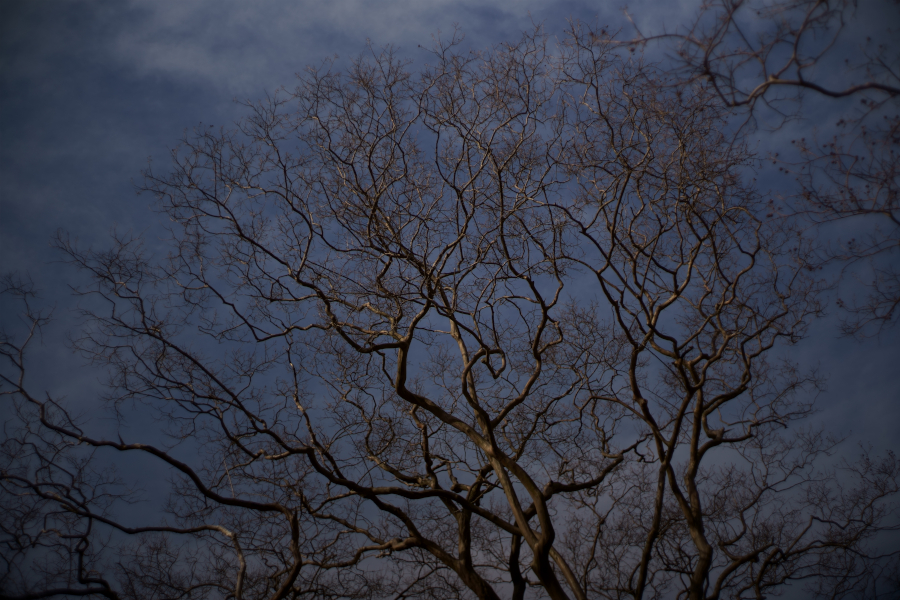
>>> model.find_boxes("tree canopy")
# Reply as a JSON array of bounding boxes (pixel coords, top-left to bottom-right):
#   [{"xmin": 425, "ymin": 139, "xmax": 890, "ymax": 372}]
[{"xmin": 2, "ymin": 8, "xmax": 899, "ymax": 600}]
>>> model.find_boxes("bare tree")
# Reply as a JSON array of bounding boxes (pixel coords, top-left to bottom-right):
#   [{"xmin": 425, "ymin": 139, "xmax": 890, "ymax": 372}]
[
  {"xmin": 2, "ymin": 29, "xmax": 898, "ymax": 600},
  {"xmin": 627, "ymin": 0, "xmax": 900, "ymax": 335}
]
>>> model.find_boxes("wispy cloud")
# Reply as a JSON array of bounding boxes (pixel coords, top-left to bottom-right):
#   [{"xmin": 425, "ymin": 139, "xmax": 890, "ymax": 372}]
[{"xmin": 108, "ymin": 0, "xmax": 700, "ymax": 92}]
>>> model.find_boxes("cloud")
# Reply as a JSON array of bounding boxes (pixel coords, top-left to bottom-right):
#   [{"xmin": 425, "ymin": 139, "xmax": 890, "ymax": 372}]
[
  {"xmin": 108, "ymin": 0, "xmax": 704, "ymax": 93},
  {"xmin": 111, "ymin": 0, "xmax": 524, "ymax": 91}
]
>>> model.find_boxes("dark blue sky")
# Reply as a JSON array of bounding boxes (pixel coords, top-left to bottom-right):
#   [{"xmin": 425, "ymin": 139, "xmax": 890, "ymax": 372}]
[{"xmin": 1, "ymin": 0, "xmax": 897, "ymax": 456}]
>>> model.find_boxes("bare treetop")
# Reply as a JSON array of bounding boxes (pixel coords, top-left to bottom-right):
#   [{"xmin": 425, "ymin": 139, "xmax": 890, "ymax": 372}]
[
  {"xmin": 2, "ymin": 24, "xmax": 898, "ymax": 600},
  {"xmin": 629, "ymin": 0, "xmax": 900, "ymax": 335}
]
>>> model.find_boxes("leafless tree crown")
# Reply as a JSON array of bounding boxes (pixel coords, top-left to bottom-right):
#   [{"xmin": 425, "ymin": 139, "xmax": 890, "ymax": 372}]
[
  {"xmin": 2, "ymin": 24, "xmax": 898, "ymax": 600},
  {"xmin": 630, "ymin": 0, "xmax": 900, "ymax": 335}
]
